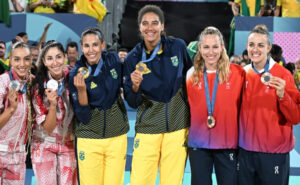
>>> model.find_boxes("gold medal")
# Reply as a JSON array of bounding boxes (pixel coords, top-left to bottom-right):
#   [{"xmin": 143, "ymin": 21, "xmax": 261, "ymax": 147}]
[
  {"xmin": 9, "ymin": 80, "xmax": 20, "ymax": 91},
  {"xmin": 207, "ymin": 116, "xmax": 216, "ymax": 128},
  {"xmin": 77, "ymin": 67, "xmax": 90, "ymax": 79},
  {"xmin": 261, "ymin": 72, "xmax": 272, "ymax": 85},
  {"xmin": 136, "ymin": 62, "xmax": 151, "ymax": 74}
]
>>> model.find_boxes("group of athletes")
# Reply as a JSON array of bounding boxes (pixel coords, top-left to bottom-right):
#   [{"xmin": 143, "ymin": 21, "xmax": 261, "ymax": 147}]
[{"xmin": 0, "ymin": 4, "xmax": 299, "ymax": 185}]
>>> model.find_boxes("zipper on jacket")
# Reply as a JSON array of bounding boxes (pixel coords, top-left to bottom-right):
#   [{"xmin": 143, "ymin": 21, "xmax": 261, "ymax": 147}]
[
  {"xmin": 165, "ymin": 103, "xmax": 169, "ymax": 131},
  {"xmin": 103, "ymin": 110, "xmax": 106, "ymax": 138}
]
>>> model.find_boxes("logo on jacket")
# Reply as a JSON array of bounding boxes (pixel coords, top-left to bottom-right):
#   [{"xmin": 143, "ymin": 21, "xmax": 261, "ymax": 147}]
[
  {"xmin": 134, "ymin": 138, "xmax": 140, "ymax": 149},
  {"xmin": 90, "ymin": 81, "xmax": 98, "ymax": 89},
  {"xmin": 170, "ymin": 56, "xmax": 179, "ymax": 67},
  {"xmin": 110, "ymin": 68, "xmax": 118, "ymax": 79},
  {"xmin": 79, "ymin": 151, "xmax": 85, "ymax": 161}
]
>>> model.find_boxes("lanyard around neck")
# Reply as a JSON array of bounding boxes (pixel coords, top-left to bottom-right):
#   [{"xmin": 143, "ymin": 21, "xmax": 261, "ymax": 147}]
[
  {"xmin": 203, "ymin": 69, "xmax": 219, "ymax": 116},
  {"xmin": 141, "ymin": 39, "xmax": 161, "ymax": 63},
  {"xmin": 87, "ymin": 58, "xmax": 104, "ymax": 77},
  {"xmin": 251, "ymin": 59, "xmax": 269, "ymax": 74}
]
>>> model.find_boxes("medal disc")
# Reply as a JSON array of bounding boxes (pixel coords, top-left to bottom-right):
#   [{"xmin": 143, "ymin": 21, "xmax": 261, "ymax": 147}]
[
  {"xmin": 78, "ymin": 67, "xmax": 90, "ymax": 79},
  {"xmin": 46, "ymin": 79, "xmax": 58, "ymax": 91},
  {"xmin": 261, "ymin": 72, "xmax": 272, "ymax": 85},
  {"xmin": 136, "ymin": 62, "xmax": 149, "ymax": 74},
  {"xmin": 9, "ymin": 80, "xmax": 20, "ymax": 91},
  {"xmin": 207, "ymin": 116, "xmax": 216, "ymax": 128}
]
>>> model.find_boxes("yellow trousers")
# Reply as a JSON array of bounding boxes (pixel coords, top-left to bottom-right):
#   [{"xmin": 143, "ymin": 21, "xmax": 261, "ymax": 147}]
[
  {"xmin": 76, "ymin": 134, "xmax": 127, "ymax": 185},
  {"xmin": 130, "ymin": 128, "xmax": 188, "ymax": 185}
]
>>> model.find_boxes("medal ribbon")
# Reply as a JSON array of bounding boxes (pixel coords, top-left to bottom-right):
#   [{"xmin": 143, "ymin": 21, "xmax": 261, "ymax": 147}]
[
  {"xmin": 57, "ymin": 79, "xmax": 65, "ymax": 96},
  {"xmin": 141, "ymin": 39, "xmax": 161, "ymax": 63},
  {"xmin": 88, "ymin": 58, "xmax": 104, "ymax": 77},
  {"xmin": 203, "ymin": 69, "xmax": 219, "ymax": 117},
  {"xmin": 251, "ymin": 59, "xmax": 269, "ymax": 74},
  {"xmin": 9, "ymin": 70, "xmax": 27, "ymax": 94}
]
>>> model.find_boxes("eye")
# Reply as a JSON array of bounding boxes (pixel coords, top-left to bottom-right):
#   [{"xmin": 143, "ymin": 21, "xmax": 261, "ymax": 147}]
[
  {"xmin": 258, "ymin": 44, "xmax": 265, "ymax": 48},
  {"xmin": 93, "ymin": 43, "xmax": 99, "ymax": 47},
  {"xmin": 213, "ymin": 45, "xmax": 219, "ymax": 49},
  {"xmin": 83, "ymin": 44, "xmax": 89, "ymax": 48},
  {"xmin": 25, "ymin": 57, "xmax": 31, "ymax": 62},
  {"xmin": 142, "ymin": 21, "xmax": 148, "ymax": 26},
  {"xmin": 152, "ymin": 21, "xmax": 159, "ymax": 25},
  {"xmin": 248, "ymin": 43, "xmax": 254, "ymax": 47}
]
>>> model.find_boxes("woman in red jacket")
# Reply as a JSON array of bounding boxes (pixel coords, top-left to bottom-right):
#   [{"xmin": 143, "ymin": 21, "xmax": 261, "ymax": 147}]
[{"xmin": 238, "ymin": 24, "xmax": 300, "ymax": 185}]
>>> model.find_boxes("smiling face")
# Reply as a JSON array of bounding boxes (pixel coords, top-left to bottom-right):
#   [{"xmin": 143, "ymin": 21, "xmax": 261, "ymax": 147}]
[
  {"xmin": 199, "ymin": 34, "xmax": 223, "ymax": 70},
  {"xmin": 247, "ymin": 33, "xmax": 271, "ymax": 67},
  {"xmin": 139, "ymin": 12, "xmax": 164, "ymax": 47},
  {"xmin": 10, "ymin": 47, "xmax": 31, "ymax": 80},
  {"xmin": 43, "ymin": 47, "xmax": 65, "ymax": 80},
  {"xmin": 81, "ymin": 33, "xmax": 105, "ymax": 65}
]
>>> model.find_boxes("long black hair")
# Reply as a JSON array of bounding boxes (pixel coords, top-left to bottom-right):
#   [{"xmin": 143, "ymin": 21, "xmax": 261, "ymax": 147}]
[{"xmin": 32, "ymin": 40, "xmax": 65, "ymax": 98}]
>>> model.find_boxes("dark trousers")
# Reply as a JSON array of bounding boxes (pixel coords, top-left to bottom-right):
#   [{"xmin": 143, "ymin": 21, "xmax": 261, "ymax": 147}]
[
  {"xmin": 188, "ymin": 148, "xmax": 238, "ymax": 185},
  {"xmin": 238, "ymin": 148, "xmax": 290, "ymax": 185}
]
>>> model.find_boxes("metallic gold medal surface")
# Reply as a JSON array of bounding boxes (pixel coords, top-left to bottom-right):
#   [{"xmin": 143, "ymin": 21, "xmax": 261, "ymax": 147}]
[
  {"xmin": 207, "ymin": 116, "xmax": 216, "ymax": 128},
  {"xmin": 261, "ymin": 72, "xmax": 272, "ymax": 85},
  {"xmin": 78, "ymin": 67, "xmax": 90, "ymax": 79},
  {"xmin": 46, "ymin": 79, "xmax": 58, "ymax": 91},
  {"xmin": 9, "ymin": 80, "xmax": 20, "ymax": 91},
  {"xmin": 136, "ymin": 62, "xmax": 151, "ymax": 74}
]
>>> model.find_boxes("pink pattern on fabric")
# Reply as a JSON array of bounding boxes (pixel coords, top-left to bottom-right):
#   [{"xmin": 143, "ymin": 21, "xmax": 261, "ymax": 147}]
[
  {"xmin": 31, "ymin": 142, "xmax": 77, "ymax": 185},
  {"xmin": 273, "ymin": 32, "xmax": 300, "ymax": 63},
  {"xmin": 0, "ymin": 73, "xmax": 28, "ymax": 152}
]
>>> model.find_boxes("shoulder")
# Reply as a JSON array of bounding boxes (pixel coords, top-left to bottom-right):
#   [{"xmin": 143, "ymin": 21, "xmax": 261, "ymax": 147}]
[
  {"xmin": 186, "ymin": 66, "xmax": 195, "ymax": 79},
  {"xmin": 230, "ymin": 63, "xmax": 245, "ymax": 75},
  {"xmin": 164, "ymin": 36, "xmax": 187, "ymax": 49},
  {"xmin": 103, "ymin": 51, "xmax": 122, "ymax": 66}
]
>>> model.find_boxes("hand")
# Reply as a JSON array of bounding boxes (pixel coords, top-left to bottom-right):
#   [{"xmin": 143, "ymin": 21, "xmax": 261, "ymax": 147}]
[
  {"xmin": 45, "ymin": 89, "xmax": 58, "ymax": 107},
  {"xmin": 130, "ymin": 70, "xmax": 143, "ymax": 93},
  {"xmin": 269, "ymin": 76, "xmax": 286, "ymax": 99},
  {"xmin": 8, "ymin": 89, "xmax": 18, "ymax": 111},
  {"xmin": 74, "ymin": 73, "xmax": 87, "ymax": 92},
  {"xmin": 15, "ymin": 36, "xmax": 24, "ymax": 42}
]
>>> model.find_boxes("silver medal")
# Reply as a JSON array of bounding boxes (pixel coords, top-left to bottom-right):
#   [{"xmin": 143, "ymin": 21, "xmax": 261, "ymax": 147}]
[
  {"xmin": 46, "ymin": 79, "xmax": 58, "ymax": 91},
  {"xmin": 9, "ymin": 80, "xmax": 20, "ymax": 91}
]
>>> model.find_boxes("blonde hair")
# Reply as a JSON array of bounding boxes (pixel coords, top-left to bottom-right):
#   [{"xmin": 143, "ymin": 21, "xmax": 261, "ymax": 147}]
[{"xmin": 193, "ymin": 26, "xmax": 230, "ymax": 85}]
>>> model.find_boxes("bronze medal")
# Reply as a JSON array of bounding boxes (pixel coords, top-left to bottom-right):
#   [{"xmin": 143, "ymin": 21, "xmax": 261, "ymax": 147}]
[
  {"xmin": 261, "ymin": 72, "xmax": 272, "ymax": 85},
  {"xmin": 9, "ymin": 80, "xmax": 20, "ymax": 91},
  {"xmin": 78, "ymin": 67, "xmax": 90, "ymax": 79},
  {"xmin": 207, "ymin": 116, "xmax": 216, "ymax": 128}
]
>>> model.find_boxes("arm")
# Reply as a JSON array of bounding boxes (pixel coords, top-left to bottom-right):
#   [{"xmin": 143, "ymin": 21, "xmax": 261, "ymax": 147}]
[
  {"xmin": 269, "ymin": 75, "xmax": 300, "ymax": 125},
  {"xmin": 38, "ymin": 23, "xmax": 52, "ymax": 50},
  {"xmin": 123, "ymin": 56, "xmax": 143, "ymax": 108},
  {"xmin": 29, "ymin": 0, "xmax": 43, "ymax": 10},
  {"xmin": 0, "ymin": 89, "xmax": 18, "ymax": 129},
  {"xmin": 229, "ymin": 1, "xmax": 240, "ymax": 16},
  {"xmin": 40, "ymin": 89, "xmax": 58, "ymax": 133},
  {"xmin": 69, "ymin": 71, "xmax": 91, "ymax": 124},
  {"xmin": 11, "ymin": 0, "xmax": 25, "ymax": 12},
  {"xmin": 274, "ymin": 6, "xmax": 281, "ymax": 16}
]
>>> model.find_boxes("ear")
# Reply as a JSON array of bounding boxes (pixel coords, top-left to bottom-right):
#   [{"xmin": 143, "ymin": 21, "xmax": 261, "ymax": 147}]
[
  {"xmin": 101, "ymin": 40, "xmax": 106, "ymax": 51},
  {"xmin": 197, "ymin": 42, "xmax": 201, "ymax": 52},
  {"xmin": 161, "ymin": 23, "xmax": 165, "ymax": 32},
  {"xmin": 267, "ymin": 44, "xmax": 272, "ymax": 53}
]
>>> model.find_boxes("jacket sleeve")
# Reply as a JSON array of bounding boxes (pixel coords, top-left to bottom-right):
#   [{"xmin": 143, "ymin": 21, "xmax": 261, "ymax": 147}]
[
  {"xmin": 123, "ymin": 53, "xmax": 142, "ymax": 108},
  {"xmin": 278, "ymin": 72, "xmax": 300, "ymax": 126},
  {"xmin": 68, "ymin": 69, "xmax": 92, "ymax": 124},
  {"xmin": 181, "ymin": 39, "xmax": 193, "ymax": 78}
]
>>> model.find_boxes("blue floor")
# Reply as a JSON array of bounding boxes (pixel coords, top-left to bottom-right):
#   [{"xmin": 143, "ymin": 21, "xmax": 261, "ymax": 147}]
[{"xmin": 25, "ymin": 102, "xmax": 300, "ymax": 185}]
